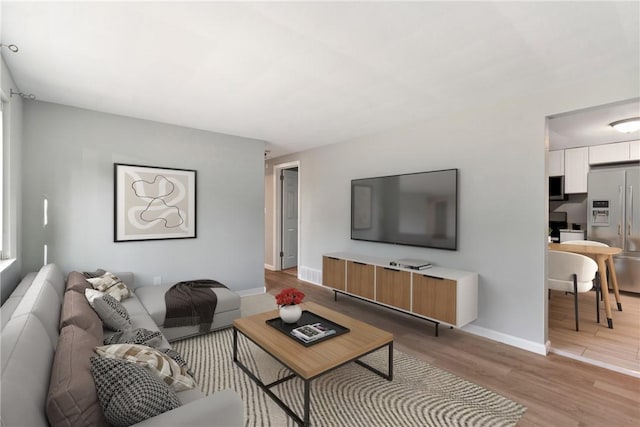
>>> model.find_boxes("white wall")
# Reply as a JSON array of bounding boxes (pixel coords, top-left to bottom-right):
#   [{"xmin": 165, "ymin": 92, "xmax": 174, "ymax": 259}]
[
  {"xmin": 23, "ymin": 101, "xmax": 265, "ymax": 292},
  {"xmin": 265, "ymin": 68, "xmax": 639, "ymax": 352},
  {"xmin": 0, "ymin": 56, "xmax": 24, "ymax": 304}
]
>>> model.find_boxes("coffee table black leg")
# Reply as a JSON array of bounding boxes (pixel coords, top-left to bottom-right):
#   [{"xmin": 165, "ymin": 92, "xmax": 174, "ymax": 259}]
[
  {"xmin": 388, "ymin": 341, "xmax": 393, "ymax": 381},
  {"xmin": 304, "ymin": 380, "xmax": 311, "ymax": 426},
  {"xmin": 354, "ymin": 341, "xmax": 394, "ymax": 381},
  {"xmin": 233, "ymin": 327, "xmax": 238, "ymax": 362}
]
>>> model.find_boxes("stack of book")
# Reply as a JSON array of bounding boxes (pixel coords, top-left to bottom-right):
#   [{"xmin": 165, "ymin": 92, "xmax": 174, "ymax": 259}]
[{"xmin": 291, "ymin": 322, "xmax": 336, "ymax": 343}]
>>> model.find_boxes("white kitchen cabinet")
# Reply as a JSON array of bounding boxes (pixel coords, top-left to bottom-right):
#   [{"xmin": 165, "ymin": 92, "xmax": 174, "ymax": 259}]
[
  {"xmin": 560, "ymin": 229, "xmax": 586, "ymax": 242},
  {"xmin": 564, "ymin": 147, "xmax": 589, "ymax": 193},
  {"xmin": 549, "ymin": 150, "xmax": 565, "ymax": 176},
  {"xmin": 589, "ymin": 141, "xmax": 632, "ymax": 165},
  {"xmin": 630, "ymin": 140, "xmax": 640, "ymax": 161}
]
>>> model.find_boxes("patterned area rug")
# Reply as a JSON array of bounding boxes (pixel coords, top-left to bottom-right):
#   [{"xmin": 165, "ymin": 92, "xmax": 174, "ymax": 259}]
[{"xmin": 173, "ymin": 296, "xmax": 526, "ymax": 427}]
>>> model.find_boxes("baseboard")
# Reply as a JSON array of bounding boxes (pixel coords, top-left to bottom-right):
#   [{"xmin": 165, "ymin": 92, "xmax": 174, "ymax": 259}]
[
  {"xmin": 462, "ymin": 324, "xmax": 548, "ymax": 355},
  {"xmin": 237, "ymin": 287, "xmax": 266, "ymax": 297},
  {"xmin": 264, "ymin": 263, "xmax": 275, "ymax": 271},
  {"xmin": 298, "ymin": 266, "xmax": 322, "ymax": 286}
]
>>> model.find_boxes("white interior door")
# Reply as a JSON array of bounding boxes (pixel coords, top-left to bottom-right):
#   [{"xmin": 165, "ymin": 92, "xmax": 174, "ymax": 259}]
[{"xmin": 281, "ymin": 168, "xmax": 298, "ymax": 269}]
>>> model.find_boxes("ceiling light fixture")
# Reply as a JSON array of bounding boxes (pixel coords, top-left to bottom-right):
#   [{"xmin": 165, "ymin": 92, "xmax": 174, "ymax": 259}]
[
  {"xmin": 609, "ymin": 117, "xmax": 640, "ymax": 133},
  {"xmin": 0, "ymin": 43, "xmax": 19, "ymax": 53},
  {"xmin": 10, "ymin": 88, "xmax": 36, "ymax": 100}
]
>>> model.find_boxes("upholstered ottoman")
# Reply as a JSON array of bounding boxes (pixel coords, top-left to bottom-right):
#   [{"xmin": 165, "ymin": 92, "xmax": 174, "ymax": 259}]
[{"xmin": 134, "ymin": 283, "xmax": 241, "ymax": 342}]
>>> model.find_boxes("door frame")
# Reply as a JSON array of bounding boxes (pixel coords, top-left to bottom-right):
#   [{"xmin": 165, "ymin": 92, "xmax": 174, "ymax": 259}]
[{"xmin": 273, "ymin": 160, "xmax": 301, "ymax": 273}]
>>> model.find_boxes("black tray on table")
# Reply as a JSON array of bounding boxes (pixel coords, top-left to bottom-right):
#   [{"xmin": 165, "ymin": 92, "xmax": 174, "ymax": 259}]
[{"xmin": 266, "ymin": 310, "xmax": 350, "ymax": 347}]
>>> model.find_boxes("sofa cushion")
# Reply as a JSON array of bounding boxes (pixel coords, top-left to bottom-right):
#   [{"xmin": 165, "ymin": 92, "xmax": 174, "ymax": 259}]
[
  {"xmin": 60, "ymin": 289, "xmax": 103, "ymax": 332},
  {"xmin": 93, "ymin": 294, "xmax": 132, "ymax": 332},
  {"xmin": 35, "ymin": 263, "xmax": 66, "ymax": 300},
  {"xmin": 46, "ymin": 323, "xmax": 107, "ymax": 427},
  {"xmin": 1, "ymin": 314, "xmax": 55, "ymax": 427},
  {"xmin": 9, "ymin": 272, "xmax": 38, "ymax": 298},
  {"xmin": 66, "ymin": 271, "xmax": 92, "ymax": 294},
  {"xmin": 90, "ymin": 356, "xmax": 181, "ymax": 427},
  {"xmin": 94, "ymin": 344, "xmax": 196, "ymax": 391},
  {"xmin": 135, "ymin": 283, "xmax": 241, "ymax": 326},
  {"xmin": 103, "ymin": 328, "xmax": 163, "ymax": 348},
  {"xmin": 11, "ymin": 277, "xmax": 62, "ymax": 347}
]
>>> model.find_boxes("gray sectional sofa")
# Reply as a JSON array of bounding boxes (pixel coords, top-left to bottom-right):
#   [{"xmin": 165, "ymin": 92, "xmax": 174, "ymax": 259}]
[{"xmin": 0, "ymin": 263, "xmax": 244, "ymax": 427}]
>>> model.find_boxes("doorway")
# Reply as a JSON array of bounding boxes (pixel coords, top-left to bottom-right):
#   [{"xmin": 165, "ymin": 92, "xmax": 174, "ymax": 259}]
[
  {"xmin": 546, "ymin": 98, "xmax": 640, "ymax": 377},
  {"xmin": 274, "ymin": 161, "xmax": 300, "ymax": 278}
]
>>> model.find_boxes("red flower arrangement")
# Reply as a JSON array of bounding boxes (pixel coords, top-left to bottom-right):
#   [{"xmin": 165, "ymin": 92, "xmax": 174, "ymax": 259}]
[{"xmin": 275, "ymin": 288, "xmax": 305, "ymax": 306}]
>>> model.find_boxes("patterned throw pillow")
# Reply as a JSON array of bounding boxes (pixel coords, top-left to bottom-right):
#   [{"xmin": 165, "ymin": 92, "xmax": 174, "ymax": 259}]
[
  {"xmin": 87, "ymin": 272, "xmax": 132, "ymax": 301},
  {"xmin": 93, "ymin": 294, "xmax": 132, "ymax": 332},
  {"xmin": 83, "ymin": 269, "xmax": 106, "ymax": 279},
  {"xmin": 104, "ymin": 328, "xmax": 163, "ymax": 348},
  {"xmin": 163, "ymin": 348, "xmax": 195, "ymax": 377},
  {"xmin": 90, "ymin": 356, "xmax": 180, "ymax": 427},
  {"xmin": 94, "ymin": 344, "xmax": 197, "ymax": 391}
]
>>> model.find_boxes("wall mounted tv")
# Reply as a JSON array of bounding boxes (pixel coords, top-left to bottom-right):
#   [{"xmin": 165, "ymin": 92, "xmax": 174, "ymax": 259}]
[{"xmin": 351, "ymin": 168, "xmax": 458, "ymax": 250}]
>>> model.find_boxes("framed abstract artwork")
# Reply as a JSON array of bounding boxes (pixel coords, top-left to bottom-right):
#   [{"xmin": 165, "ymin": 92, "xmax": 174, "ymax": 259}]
[{"xmin": 114, "ymin": 163, "xmax": 197, "ymax": 242}]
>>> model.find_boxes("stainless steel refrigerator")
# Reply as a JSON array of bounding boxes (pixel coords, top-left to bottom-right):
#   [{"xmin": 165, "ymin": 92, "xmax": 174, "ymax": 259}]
[{"xmin": 588, "ymin": 165, "xmax": 640, "ymax": 293}]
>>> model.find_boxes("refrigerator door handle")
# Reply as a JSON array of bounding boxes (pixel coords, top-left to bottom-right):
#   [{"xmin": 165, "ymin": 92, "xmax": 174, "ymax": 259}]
[
  {"xmin": 619, "ymin": 185, "xmax": 624, "ymax": 236},
  {"xmin": 629, "ymin": 185, "xmax": 633, "ymax": 236}
]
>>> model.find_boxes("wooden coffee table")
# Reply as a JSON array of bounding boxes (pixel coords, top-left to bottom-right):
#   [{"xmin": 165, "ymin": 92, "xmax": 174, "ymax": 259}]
[{"xmin": 233, "ymin": 301, "xmax": 393, "ymax": 426}]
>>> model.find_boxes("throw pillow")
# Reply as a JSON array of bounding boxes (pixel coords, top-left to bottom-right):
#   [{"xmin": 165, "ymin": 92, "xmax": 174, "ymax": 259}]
[
  {"xmin": 85, "ymin": 288, "xmax": 105, "ymax": 307},
  {"xmin": 103, "ymin": 328, "xmax": 163, "ymax": 348},
  {"xmin": 103, "ymin": 281, "xmax": 132, "ymax": 302},
  {"xmin": 87, "ymin": 272, "xmax": 131, "ymax": 301},
  {"xmin": 90, "ymin": 356, "xmax": 180, "ymax": 427},
  {"xmin": 93, "ymin": 294, "xmax": 132, "ymax": 332},
  {"xmin": 162, "ymin": 348, "xmax": 195, "ymax": 377},
  {"xmin": 83, "ymin": 269, "xmax": 106, "ymax": 279},
  {"xmin": 94, "ymin": 344, "xmax": 196, "ymax": 391}
]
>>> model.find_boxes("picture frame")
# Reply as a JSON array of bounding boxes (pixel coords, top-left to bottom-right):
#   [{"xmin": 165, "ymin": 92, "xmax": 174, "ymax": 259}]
[{"xmin": 114, "ymin": 163, "xmax": 197, "ymax": 242}]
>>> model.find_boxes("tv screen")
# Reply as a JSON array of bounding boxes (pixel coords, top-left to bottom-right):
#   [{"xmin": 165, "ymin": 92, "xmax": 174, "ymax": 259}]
[{"xmin": 351, "ymin": 169, "xmax": 458, "ymax": 250}]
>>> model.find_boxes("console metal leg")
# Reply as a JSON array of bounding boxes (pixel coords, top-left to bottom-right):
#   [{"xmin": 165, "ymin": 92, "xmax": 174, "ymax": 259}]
[{"xmin": 334, "ymin": 291, "xmax": 338, "ymax": 301}]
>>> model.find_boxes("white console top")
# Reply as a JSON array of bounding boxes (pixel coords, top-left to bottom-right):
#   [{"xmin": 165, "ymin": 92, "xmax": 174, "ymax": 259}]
[{"xmin": 324, "ymin": 252, "xmax": 477, "ymax": 281}]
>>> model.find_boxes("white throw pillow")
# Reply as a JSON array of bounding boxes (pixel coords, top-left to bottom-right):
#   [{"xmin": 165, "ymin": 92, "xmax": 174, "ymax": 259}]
[{"xmin": 85, "ymin": 288, "xmax": 105, "ymax": 307}]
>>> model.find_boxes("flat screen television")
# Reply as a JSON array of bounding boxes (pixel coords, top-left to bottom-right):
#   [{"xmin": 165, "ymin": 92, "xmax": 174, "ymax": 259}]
[{"xmin": 351, "ymin": 169, "xmax": 458, "ymax": 250}]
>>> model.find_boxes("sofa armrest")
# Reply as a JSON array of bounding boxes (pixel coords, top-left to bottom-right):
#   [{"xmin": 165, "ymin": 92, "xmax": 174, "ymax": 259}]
[{"xmin": 131, "ymin": 389, "xmax": 244, "ymax": 427}]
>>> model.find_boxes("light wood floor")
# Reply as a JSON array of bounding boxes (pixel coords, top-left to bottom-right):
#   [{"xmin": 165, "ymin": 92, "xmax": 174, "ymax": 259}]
[
  {"xmin": 548, "ymin": 289, "xmax": 640, "ymax": 375},
  {"xmin": 265, "ymin": 269, "xmax": 640, "ymax": 427}
]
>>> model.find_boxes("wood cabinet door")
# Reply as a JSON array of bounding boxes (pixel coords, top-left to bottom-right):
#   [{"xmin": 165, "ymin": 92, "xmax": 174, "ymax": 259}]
[
  {"xmin": 375, "ymin": 267, "xmax": 411, "ymax": 310},
  {"xmin": 347, "ymin": 261, "xmax": 375, "ymax": 299},
  {"xmin": 412, "ymin": 274, "xmax": 457, "ymax": 324},
  {"xmin": 322, "ymin": 257, "xmax": 346, "ymax": 291}
]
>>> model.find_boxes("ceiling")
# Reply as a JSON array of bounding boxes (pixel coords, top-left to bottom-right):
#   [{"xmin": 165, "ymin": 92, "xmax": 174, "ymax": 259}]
[
  {"xmin": 1, "ymin": 1, "xmax": 639, "ymax": 157},
  {"xmin": 549, "ymin": 99, "xmax": 640, "ymax": 150}
]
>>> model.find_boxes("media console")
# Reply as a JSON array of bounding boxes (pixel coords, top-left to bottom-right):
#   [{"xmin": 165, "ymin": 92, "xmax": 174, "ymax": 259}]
[{"xmin": 322, "ymin": 252, "xmax": 478, "ymax": 336}]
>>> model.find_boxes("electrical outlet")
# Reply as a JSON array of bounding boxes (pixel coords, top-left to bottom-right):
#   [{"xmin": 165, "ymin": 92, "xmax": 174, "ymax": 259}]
[{"xmin": 153, "ymin": 276, "xmax": 162, "ymax": 285}]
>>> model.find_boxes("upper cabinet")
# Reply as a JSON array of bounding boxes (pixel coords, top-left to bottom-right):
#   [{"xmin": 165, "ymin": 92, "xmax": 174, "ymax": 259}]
[
  {"xmin": 589, "ymin": 141, "xmax": 640, "ymax": 165},
  {"xmin": 564, "ymin": 147, "xmax": 589, "ymax": 194},
  {"xmin": 630, "ymin": 141, "xmax": 640, "ymax": 161},
  {"xmin": 549, "ymin": 150, "xmax": 565, "ymax": 176}
]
